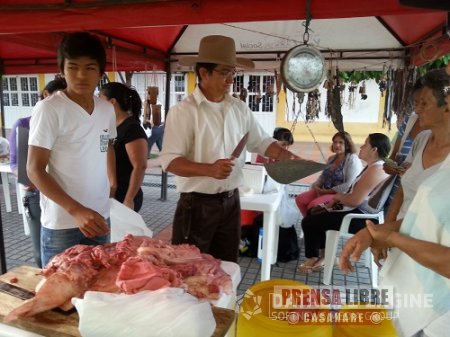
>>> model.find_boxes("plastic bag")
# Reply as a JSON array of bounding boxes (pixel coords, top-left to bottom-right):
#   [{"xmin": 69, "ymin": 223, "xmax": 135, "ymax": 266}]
[
  {"xmin": 278, "ymin": 190, "xmax": 299, "ymax": 228},
  {"xmin": 109, "ymin": 198, "xmax": 153, "ymax": 242},
  {"xmin": 72, "ymin": 288, "xmax": 216, "ymax": 337}
]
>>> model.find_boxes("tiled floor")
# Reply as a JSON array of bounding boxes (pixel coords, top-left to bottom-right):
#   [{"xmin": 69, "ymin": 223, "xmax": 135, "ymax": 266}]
[{"xmin": 0, "ymin": 141, "xmax": 372, "ymax": 303}]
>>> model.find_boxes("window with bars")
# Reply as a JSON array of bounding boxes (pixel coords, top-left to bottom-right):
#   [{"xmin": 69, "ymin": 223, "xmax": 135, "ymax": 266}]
[
  {"xmin": 233, "ymin": 75, "xmax": 244, "ymax": 94},
  {"xmin": 2, "ymin": 76, "xmax": 39, "ymax": 107},
  {"xmin": 174, "ymin": 74, "xmax": 185, "ymax": 92},
  {"xmin": 170, "ymin": 73, "xmax": 186, "ymax": 107},
  {"xmin": 244, "ymin": 74, "xmax": 275, "ymax": 112}
]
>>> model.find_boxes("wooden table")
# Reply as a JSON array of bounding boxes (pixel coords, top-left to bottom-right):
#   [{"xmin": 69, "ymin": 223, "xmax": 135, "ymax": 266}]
[{"xmin": 0, "ymin": 266, "xmax": 235, "ymax": 337}]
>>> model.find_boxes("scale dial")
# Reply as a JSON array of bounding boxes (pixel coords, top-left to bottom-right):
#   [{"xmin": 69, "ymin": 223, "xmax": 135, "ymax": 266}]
[{"xmin": 281, "ymin": 45, "xmax": 326, "ymax": 93}]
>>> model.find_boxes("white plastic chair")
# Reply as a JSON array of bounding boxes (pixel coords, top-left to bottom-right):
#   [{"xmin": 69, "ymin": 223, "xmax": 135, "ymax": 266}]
[
  {"xmin": 322, "ymin": 175, "xmax": 396, "ymax": 287},
  {"xmin": 323, "ymin": 212, "xmax": 384, "ymax": 286}
]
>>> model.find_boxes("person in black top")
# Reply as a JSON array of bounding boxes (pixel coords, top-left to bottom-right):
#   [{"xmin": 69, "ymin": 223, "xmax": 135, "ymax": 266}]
[{"xmin": 99, "ymin": 82, "xmax": 148, "ymax": 211}]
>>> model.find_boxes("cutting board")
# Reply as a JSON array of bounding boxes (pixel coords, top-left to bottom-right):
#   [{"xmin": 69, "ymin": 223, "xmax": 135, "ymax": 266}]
[{"xmin": 0, "ymin": 266, "xmax": 235, "ymax": 337}]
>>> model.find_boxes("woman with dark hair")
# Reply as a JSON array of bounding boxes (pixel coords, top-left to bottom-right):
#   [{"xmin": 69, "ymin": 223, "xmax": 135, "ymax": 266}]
[
  {"xmin": 39, "ymin": 76, "xmax": 67, "ymax": 100},
  {"xmin": 100, "ymin": 82, "xmax": 148, "ymax": 212},
  {"xmin": 295, "ymin": 131, "xmax": 362, "ymax": 216},
  {"xmin": 298, "ymin": 132, "xmax": 390, "ymax": 273}
]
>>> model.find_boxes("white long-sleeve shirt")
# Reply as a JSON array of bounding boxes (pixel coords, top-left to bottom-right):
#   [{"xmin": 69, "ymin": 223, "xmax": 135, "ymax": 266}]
[{"xmin": 160, "ymin": 87, "xmax": 274, "ymax": 194}]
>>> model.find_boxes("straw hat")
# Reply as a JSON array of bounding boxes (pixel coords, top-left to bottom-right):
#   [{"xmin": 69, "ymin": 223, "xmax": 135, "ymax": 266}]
[{"xmin": 179, "ymin": 35, "xmax": 255, "ymax": 69}]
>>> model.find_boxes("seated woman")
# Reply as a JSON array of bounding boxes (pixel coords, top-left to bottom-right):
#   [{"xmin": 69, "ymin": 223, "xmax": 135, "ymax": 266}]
[
  {"xmin": 298, "ymin": 133, "xmax": 390, "ymax": 272},
  {"xmin": 295, "ymin": 131, "xmax": 362, "ymax": 216}
]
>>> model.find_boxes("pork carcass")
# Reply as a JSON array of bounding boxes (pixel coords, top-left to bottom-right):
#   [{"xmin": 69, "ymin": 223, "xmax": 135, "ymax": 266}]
[{"xmin": 4, "ymin": 235, "xmax": 232, "ymax": 322}]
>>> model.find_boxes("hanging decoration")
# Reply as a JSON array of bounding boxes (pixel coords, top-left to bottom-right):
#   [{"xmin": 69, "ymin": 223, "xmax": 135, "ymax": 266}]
[
  {"xmin": 330, "ymin": 67, "xmax": 344, "ymax": 132},
  {"xmin": 274, "ymin": 69, "xmax": 282, "ymax": 103},
  {"xmin": 347, "ymin": 82, "xmax": 357, "ymax": 110},
  {"xmin": 383, "ymin": 66, "xmax": 394, "ymax": 130},
  {"xmin": 143, "ymin": 67, "xmax": 162, "ymax": 128},
  {"xmin": 378, "ymin": 65, "xmax": 387, "ymax": 97},
  {"xmin": 359, "ymin": 80, "xmax": 367, "ymax": 100},
  {"xmin": 265, "ymin": 76, "xmax": 274, "ymax": 96},
  {"xmin": 305, "ymin": 89, "xmax": 320, "ymax": 122}
]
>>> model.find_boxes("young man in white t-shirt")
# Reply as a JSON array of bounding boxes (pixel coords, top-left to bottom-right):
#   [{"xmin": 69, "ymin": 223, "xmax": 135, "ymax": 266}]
[{"xmin": 27, "ymin": 32, "xmax": 117, "ymax": 266}]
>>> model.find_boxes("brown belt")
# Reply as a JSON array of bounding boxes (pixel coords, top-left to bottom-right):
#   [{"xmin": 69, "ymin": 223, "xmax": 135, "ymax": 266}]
[{"xmin": 182, "ymin": 189, "xmax": 238, "ymax": 199}]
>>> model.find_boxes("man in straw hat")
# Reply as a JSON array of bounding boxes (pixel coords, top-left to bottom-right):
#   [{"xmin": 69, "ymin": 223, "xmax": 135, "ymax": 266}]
[{"xmin": 160, "ymin": 35, "xmax": 300, "ymax": 262}]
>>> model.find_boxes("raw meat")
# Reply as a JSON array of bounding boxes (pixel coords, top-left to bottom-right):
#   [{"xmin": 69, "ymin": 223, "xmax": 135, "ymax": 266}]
[{"xmin": 4, "ymin": 235, "xmax": 232, "ymax": 322}]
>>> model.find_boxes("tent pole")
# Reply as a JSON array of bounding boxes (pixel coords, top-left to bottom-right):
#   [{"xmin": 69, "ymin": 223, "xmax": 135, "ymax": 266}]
[
  {"xmin": 0, "ymin": 64, "xmax": 7, "ymax": 273},
  {"xmin": 0, "ymin": 62, "xmax": 5, "ymax": 138},
  {"xmin": 0, "ymin": 63, "xmax": 6, "ymax": 272},
  {"xmin": 0, "ymin": 201, "xmax": 6, "ymax": 274},
  {"xmin": 160, "ymin": 60, "xmax": 171, "ymax": 201}
]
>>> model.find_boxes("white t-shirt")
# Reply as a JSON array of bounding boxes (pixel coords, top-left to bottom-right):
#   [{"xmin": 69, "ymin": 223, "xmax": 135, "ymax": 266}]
[
  {"xmin": 398, "ymin": 130, "xmax": 440, "ymax": 219},
  {"xmin": 29, "ymin": 91, "xmax": 116, "ymax": 230},
  {"xmin": 160, "ymin": 87, "xmax": 274, "ymax": 194}
]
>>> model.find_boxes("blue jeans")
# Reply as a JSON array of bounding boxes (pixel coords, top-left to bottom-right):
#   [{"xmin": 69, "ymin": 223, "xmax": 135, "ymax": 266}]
[
  {"xmin": 148, "ymin": 124, "xmax": 164, "ymax": 153},
  {"xmin": 23, "ymin": 190, "xmax": 42, "ymax": 268},
  {"xmin": 41, "ymin": 219, "xmax": 110, "ymax": 267}
]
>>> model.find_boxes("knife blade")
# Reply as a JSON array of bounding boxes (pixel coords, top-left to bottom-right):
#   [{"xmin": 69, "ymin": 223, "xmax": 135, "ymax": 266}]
[
  {"xmin": 0, "ymin": 280, "xmax": 76, "ymax": 315},
  {"xmin": 0, "ymin": 280, "xmax": 35, "ymax": 300},
  {"xmin": 231, "ymin": 132, "xmax": 249, "ymax": 159}
]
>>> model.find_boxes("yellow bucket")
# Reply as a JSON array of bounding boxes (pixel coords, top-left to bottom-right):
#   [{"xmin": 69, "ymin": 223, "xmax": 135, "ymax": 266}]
[
  {"xmin": 237, "ymin": 279, "xmax": 333, "ymax": 337},
  {"xmin": 333, "ymin": 303, "xmax": 398, "ymax": 337}
]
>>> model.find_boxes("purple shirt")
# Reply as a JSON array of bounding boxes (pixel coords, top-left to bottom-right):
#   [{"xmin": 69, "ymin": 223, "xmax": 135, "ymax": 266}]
[{"xmin": 8, "ymin": 116, "xmax": 30, "ymax": 172}]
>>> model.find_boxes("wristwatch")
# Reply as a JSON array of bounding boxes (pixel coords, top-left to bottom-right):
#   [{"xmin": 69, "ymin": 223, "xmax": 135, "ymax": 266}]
[{"xmin": 280, "ymin": 44, "xmax": 326, "ymax": 93}]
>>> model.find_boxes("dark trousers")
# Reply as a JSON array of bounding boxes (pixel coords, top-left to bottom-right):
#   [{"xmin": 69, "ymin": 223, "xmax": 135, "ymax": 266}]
[
  {"xmin": 23, "ymin": 190, "xmax": 42, "ymax": 268},
  {"xmin": 172, "ymin": 189, "xmax": 241, "ymax": 262},
  {"xmin": 301, "ymin": 209, "xmax": 378, "ymax": 259}
]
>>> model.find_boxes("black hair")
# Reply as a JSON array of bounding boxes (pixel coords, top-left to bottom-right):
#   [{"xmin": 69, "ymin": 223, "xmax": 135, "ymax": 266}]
[
  {"xmin": 101, "ymin": 82, "xmax": 142, "ymax": 121},
  {"xmin": 421, "ymin": 68, "xmax": 450, "ymax": 107},
  {"xmin": 195, "ymin": 63, "xmax": 217, "ymax": 83},
  {"xmin": 413, "ymin": 76, "xmax": 424, "ymax": 93},
  {"xmin": 40, "ymin": 77, "xmax": 67, "ymax": 100},
  {"xmin": 273, "ymin": 127, "xmax": 294, "ymax": 145},
  {"xmin": 368, "ymin": 133, "xmax": 391, "ymax": 158},
  {"xmin": 331, "ymin": 131, "xmax": 357, "ymax": 154},
  {"xmin": 57, "ymin": 32, "xmax": 106, "ymax": 75}
]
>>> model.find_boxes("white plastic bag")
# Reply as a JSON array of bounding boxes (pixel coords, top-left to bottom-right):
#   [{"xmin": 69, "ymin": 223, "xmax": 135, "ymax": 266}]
[
  {"xmin": 263, "ymin": 178, "xmax": 299, "ymax": 228},
  {"xmin": 278, "ymin": 190, "xmax": 300, "ymax": 228},
  {"xmin": 72, "ymin": 288, "xmax": 216, "ymax": 337},
  {"xmin": 109, "ymin": 198, "xmax": 153, "ymax": 242}
]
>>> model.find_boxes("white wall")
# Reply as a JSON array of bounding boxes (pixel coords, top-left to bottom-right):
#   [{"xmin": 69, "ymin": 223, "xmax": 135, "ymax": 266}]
[{"xmin": 285, "ymin": 79, "xmax": 384, "ymax": 124}]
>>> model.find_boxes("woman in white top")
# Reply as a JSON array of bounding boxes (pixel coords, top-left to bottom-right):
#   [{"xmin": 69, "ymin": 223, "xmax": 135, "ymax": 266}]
[
  {"xmin": 295, "ymin": 131, "xmax": 363, "ymax": 216},
  {"xmin": 299, "ymin": 133, "xmax": 390, "ymax": 272},
  {"xmin": 340, "ymin": 68, "xmax": 450, "ymax": 337}
]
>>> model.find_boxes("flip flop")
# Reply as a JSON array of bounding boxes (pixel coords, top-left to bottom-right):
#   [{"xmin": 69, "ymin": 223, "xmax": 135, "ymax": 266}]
[
  {"xmin": 297, "ymin": 257, "xmax": 322, "ymax": 273},
  {"xmin": 311, "ymin": 258, "xmax": 325, "ymax": 271},
  {"xmin": 297, "ymin": 263, "xmax": 314, "ymax": 274}
]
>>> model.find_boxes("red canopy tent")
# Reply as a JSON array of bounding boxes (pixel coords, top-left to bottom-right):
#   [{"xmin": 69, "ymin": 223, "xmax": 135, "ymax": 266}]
[{"xmin": 0, "ymin": 0, "xmax": 447, "ymax": 74}]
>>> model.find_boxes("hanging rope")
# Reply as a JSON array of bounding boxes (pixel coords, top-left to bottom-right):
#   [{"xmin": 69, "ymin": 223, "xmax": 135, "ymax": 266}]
[
  {"xmin": 303, "ymin": 0, "xmax": 312, "ymax": 44},
  {"xmin": 112, "ymin": 45, "xmax": 118, "ymax": 74}
]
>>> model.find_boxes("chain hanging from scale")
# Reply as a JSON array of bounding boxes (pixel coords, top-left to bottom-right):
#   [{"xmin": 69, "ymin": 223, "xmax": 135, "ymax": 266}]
[{"xmin": 288, "ymin": 0, "xmax": 327, "ymax": 162}]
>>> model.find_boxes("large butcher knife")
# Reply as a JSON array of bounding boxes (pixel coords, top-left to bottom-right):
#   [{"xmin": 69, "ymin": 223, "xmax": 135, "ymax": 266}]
[
  {"xmin": 264, "ymin": 159, "xmax": 327, "ymax": 184},
  {"xmin": 0, "ymin": 280, "xmax": 75, "ymax": 315},
  {"xmin": 230, "ymin": 132, "xmax": 249, "ymax": 159},
  {"xmin": 0, "ymin": 280, "xmax": 34, "ymax": 300}
]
